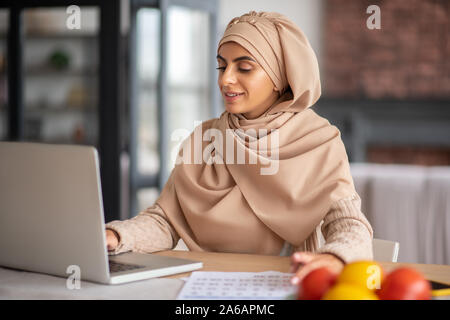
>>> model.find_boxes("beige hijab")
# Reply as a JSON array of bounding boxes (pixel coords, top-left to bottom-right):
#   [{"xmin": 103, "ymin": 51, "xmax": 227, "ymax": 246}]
[{"xmin": 156, "ymin": 11, "xmax": 356, "ymax": 254}]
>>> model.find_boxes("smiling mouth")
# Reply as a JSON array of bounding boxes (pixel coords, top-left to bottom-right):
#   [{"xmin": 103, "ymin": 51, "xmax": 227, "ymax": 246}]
[{"xmin": 223, "ymin": 92, "xmax": 244, "ymax": 102}]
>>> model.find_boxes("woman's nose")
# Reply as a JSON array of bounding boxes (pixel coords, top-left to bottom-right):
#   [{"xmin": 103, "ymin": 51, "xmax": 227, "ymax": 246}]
[{"xmin": 221, "ymin": 67, "xmax": 237, "ymax": 85}]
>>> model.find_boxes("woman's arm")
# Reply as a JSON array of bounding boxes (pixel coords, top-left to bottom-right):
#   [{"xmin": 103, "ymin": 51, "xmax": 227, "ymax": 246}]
[
  {"xmin": 105, "ymin": 203, "xmax": 180, "ymax": 254},
  {"xmin": 316, "ymin": 192, "xmax": 374, "ymax": 262},
  {"xmin": 291, "ymin": 192, "xmax": 374, "ymax": 283}
]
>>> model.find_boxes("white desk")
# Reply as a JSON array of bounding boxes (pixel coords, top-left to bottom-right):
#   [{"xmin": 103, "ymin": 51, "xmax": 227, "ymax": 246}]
[
  {"xmin": 2, "ymin": 251, "xmax": 450, "ymax": 299},
  {"xmin": 0, "ymin": 266, "xmax": 184, "ymax": 299}
]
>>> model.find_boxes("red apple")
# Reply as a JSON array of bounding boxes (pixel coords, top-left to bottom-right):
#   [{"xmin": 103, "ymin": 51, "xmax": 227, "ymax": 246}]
[
  {"xmin": 377, "ymin": 267, "xmax": 431, "ymax": 300},
  {"xmin": 297, "ymin": 267, "xmax": 338, "ymax": 300}
]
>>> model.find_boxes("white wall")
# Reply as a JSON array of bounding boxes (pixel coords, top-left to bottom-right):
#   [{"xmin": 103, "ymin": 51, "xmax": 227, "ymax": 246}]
[{"xmin": 217, "ymin": 0, "xmax": 324, "ymax": 68}]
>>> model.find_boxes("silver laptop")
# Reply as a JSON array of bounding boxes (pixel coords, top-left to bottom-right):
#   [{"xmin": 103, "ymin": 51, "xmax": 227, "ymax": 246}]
[{"xmin": 0, "ymin": 142, "xmax": 202, "ymax": 285}]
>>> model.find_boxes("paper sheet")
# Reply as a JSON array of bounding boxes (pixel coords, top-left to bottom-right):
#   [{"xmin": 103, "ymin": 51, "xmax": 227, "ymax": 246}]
[{"xmin": 176, "ymin": 271, "xmax": 297, "ymax": 300}]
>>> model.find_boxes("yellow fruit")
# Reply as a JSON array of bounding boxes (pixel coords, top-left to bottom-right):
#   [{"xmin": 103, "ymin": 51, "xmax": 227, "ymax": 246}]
[
  {"xmin": 322, "ymin": 283, "xmax": 379, "ymax": 300},
  {"xmin": 337, "ymin": 260, "xmax": 384, "ymax": 291}
]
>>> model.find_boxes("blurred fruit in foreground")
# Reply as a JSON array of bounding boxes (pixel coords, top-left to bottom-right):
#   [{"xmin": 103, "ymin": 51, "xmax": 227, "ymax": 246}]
[
  {"xmin": 322, "ymin": 283, "xmax": 379, "ymax": 300},
  {"xmin": 377, "ymin": 267, "xmax": 431, "ymax": 300},
  {"xmin": 297, "ymin": 267, "xmax": 338, "ymax": 300},
  {"xmin": 337, "ymin": 260, "xmax": 384, "ymax": 291}
]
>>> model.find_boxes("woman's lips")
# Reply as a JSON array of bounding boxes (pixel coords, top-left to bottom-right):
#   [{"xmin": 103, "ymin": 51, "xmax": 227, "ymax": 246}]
[{"xmin": 223, "ymin": 92, "xmax": 244, "ymax": 103}]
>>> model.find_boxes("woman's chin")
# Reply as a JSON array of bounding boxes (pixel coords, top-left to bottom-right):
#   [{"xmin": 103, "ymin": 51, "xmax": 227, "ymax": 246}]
[{"xmin": 224, "ymin": 104, "xmax": 243, "ymax": 114}]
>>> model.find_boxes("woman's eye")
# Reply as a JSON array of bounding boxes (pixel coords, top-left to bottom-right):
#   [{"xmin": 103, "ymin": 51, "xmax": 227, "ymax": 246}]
[{"xmin": 215, "ymin": 66, "xmax": 251, "ymax": 73}]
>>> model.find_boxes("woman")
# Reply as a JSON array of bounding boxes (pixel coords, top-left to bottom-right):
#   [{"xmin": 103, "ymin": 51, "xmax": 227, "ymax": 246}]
[{"xmin": 105, "ymin": 11, "xmax": 374, "ymax": 284}]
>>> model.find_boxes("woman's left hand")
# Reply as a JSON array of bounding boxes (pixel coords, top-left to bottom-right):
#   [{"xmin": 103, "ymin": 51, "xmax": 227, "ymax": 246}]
[{"xmin": 290, "ymin": 252, "xmax": 345, "ymax": 285}]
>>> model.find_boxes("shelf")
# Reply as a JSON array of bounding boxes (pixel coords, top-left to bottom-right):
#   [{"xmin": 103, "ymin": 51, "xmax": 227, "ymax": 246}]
[
  {"xmin": 21, "ymin": 136, "xmax": 99, "ymax": 146},
  {"xmin": 0, "ymin": 105, "xmax": 97, "ymax": 116},
  {"xmin": 27, "ymin": 107, "xmax": 96, "ymax": 115},
  {"xmin": 0, "ymin": 32, "xmax": 98, "ymax": 40},
  {"xmin": 25, "ymin": 66, "xmax": 98, "ymax": 76}
]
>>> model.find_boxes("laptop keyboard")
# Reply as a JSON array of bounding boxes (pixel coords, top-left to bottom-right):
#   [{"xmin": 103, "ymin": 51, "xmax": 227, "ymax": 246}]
[{"xmin": 109, "ymin": 260, "xmax": 146, "ymax": 273}]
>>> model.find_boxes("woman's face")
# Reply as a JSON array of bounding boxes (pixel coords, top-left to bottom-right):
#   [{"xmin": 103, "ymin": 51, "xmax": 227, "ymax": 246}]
[{"xmin": 217, "ymin": 42, "xmax": 279, "ymax": 119}]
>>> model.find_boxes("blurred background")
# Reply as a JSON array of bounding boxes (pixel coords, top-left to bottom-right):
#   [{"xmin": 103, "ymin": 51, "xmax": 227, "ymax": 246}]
[{"xmin": 0, "ymin": 0, "xmax": 448, "ymax": 264}]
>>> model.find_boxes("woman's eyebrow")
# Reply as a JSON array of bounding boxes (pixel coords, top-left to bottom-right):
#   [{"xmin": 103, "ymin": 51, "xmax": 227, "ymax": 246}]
[{"xmin": 216, "ymin": 54, "xmax": 256, "ymax": 63}]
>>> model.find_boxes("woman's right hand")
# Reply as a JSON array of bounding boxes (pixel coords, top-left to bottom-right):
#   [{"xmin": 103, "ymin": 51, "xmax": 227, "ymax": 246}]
[{"xmin": 105, "ymin": 229, "xmax": 119, "ymax": 252}]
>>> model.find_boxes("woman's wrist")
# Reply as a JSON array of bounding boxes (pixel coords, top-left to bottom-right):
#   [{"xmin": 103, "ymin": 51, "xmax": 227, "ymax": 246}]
[{"xmin": 323, "ymin": 252, "xmax": 346, "ymax": 265}]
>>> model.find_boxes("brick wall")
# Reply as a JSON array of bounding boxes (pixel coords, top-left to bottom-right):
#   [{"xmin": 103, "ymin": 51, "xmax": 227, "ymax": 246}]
[
  {"xmin": 324, "ymin": 0, "xmax": 449, "ymax": 99},
  {"xmin": 367, "ymin": 145, "xmax": 450, "ymax": 166}
]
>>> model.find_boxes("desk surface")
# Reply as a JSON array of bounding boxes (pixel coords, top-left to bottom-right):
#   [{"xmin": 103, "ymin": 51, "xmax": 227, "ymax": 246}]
[
  {"xmin": 157, "ymin": 250, "xmax": 450, "ymax": 285},
  {"xmin": 1, "ymin": 251, "xmax": 449, "ymax": 299}
]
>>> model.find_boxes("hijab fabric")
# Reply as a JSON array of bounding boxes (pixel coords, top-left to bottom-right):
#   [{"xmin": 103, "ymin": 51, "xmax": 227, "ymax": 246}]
[{"xmin": 156, "ymin": 11, "xmax": 356, "ymax": 254}]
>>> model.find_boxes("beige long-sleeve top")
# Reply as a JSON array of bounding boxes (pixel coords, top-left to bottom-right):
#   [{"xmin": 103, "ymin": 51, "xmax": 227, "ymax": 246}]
[{"xmin": 106, "ymin": 192, "xmax": 374, "ymax": 264}]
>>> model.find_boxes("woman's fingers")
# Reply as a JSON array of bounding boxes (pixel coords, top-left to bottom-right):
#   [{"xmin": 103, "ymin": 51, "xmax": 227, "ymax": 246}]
[
  {"xmin": 291, "ymin": 251, "xmax": 316, "ymax": 263},
  {"xmin": 289, "ymin": 251, "xmax": 316, "ymax": 273},
  {"xmin": 289, "ymin": 252, "xmax": 345, "ymax": 285},
  {"xmin": 105, "ymin": 229, "xmax": 119, "ymax": 251},
  {"xmin": 291, "ymin": 260, "xmax": 324, "ymax": 285}
]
